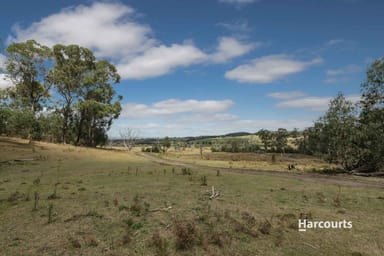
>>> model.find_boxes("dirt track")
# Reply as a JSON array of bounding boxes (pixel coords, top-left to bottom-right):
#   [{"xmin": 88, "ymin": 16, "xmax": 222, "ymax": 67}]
[{"xmin": 136, "ymin": 152, "xmax": 384, "ymax": 190}]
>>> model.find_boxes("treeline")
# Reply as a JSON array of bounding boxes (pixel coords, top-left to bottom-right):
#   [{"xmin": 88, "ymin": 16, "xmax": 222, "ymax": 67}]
[
  {"xmin": 214, "ymin": 58, "xmax": 384, "ymax": 172},
  {"xmin": 0, "ymin": 40, "xmax": 122, "ymax": 147}
]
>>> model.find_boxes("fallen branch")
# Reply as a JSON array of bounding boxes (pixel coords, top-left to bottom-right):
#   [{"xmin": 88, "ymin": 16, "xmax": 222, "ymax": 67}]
[
  {"xmin": 149, "ymin": 206, "xmax": 173, "ymax": 212},
  {"xmin": 302, "ymin": 242, "xmax": 319, "ymax": 250},
  {"xmin": 209, "ymin": 186, "xmax": 220, "ymax": 199}
]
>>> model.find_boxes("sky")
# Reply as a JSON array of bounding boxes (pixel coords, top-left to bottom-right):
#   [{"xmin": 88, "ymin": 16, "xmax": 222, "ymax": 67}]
[{"xmin": 0, "ymin": 0, "xmax": 383, "ymax": 138}]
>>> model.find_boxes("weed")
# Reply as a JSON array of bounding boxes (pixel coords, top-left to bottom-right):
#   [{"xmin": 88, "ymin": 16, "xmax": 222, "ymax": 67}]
[
  {"xmin": 181, "ymin": 168, "xmax": 192, "ymax": 175},
  {"xmin": 33, "ymin": 191, "xmax": 39, "ymax": 211},
  {"xmin": 118, "ymin": 205, "xmax": 129, "ymax": 211},
  {"xmin": 86, "ymin": 210, "xmax": 103, "ymax": 218},
  {"xmin": 47, "ymin": 183, "xmax": 60, "ymax": 199},
  {"xmin": 48, "ymin": 204, "xmax": 54, "ymax": 224},
  {"xmin": 200, "ymin": 176, "xmax": 208, "ymax": 186}
]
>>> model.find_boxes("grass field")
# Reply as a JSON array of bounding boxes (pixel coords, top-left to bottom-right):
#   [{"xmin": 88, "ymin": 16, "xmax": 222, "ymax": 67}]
[
  {"xmin": 0, "ymin": 137, "xmax": 383, "ymax": 255},
  {"xmin": 160, "ymin": 147, "xmax": 338, "ymax": 172}
]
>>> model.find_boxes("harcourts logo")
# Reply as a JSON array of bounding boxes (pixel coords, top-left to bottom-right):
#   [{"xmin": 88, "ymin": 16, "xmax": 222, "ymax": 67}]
[{"xmin": 298, "ymin": 219, "xmax": 352, "ymax": 232}]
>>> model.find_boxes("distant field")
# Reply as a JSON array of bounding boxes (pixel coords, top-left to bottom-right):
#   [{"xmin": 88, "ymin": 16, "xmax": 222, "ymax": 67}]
[
  {"xmin": 160, "ymin": 147, "xmax": 337, "ymax": 172},
  {"xmin": 0, "ymin": 137, "xmax": 383, "ymax": 255}
]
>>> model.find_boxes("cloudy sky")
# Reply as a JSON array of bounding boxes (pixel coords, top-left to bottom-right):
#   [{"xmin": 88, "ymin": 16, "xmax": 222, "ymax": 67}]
[{"xmin": 0, "ymin": 0, "xmax": 383, "ymax": 137}]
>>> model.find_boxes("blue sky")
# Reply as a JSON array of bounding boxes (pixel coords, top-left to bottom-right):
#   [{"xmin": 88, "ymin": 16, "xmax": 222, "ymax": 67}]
[{"xmin": 0, "ymin": 0, "xmax": 383, "ymax": 137}]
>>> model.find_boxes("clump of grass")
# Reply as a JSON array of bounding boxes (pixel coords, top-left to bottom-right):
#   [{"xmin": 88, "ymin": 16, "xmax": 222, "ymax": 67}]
[
  {"xmin": 130, "ymin": 194, "xmax": 150, "ymax": 217},
  {"xmin": 118, "ymin": 205, "xmax": 129, "ymax": 211},
  {"xmin": 78, "ymin": 187, "xmax": 86, "ymax": 191},
  {"xmin": 86, "ymin": 210, "xmax": 103, "ymax": 218},
  {"xmin": 47, "ymin": 183, "xmax": 60, "ymax": 199},
  {"xmin": 333, "ymin": 185, "xmax": 342, "ymax": 207},
  {"xmin": 7, "ymin": 191, "xmax": 24, "ymax": 204},
  {"xmin": 151, "ymin": 231, "xmax": 169, "ymax": 256},
  {"xmin": 258, "ymin": 219, "xmax": 272, "ymax": 235},
  {"xmin": 173, "ymin": 219, "xmax": 201, "ymax": 250},
  {"xmin": 216, "ymin": 170, "xmax": 220, "ymax": 176},
  {"xmin": 181, "ymin": 168, "xmax": 192, "ymax": 175}
]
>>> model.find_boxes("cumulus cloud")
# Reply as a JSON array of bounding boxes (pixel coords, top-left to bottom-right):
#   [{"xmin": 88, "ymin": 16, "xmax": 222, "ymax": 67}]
[
  {"xmin": 8, "ymin": 2, "xmax": 255, "ymax": 80},
  {"xmin": 0, "ymin": 74, "xmax": 14, "ymax": 89},
  {"xmin": 117, "ymin": 44, "xmax": 207, "ymax": 79},
  {"xmin": 121, "ymin": 99, "xmax": 234, "ymax": 118},
  {"xmin": 276, "ymin": 95, "xmax": 360, "ymax": 111},
  {"xmin": 210, "ymin": 37, "xmax": 256, "ymax": 63},
  {"xmin": 7, "ymin": 2, "xmax": 155, "ymax": 59},
  {"xmin": 267, "ymin": 91, "xmax": 307, "ymax": 100},
  {"xmin": 225, "ymin": 54, "xmax": 323, "ymax": 83}
]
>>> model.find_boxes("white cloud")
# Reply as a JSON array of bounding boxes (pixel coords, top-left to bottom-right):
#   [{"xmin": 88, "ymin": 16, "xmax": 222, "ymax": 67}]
[
  {"xmin": 217, "ymin": 21, "xmax": 251, "ymax": 33},
  {"xmin": 210, "ymin": 37, "xmax": 256, "ymax": 63},
  {"xmin": 325, "ymin": 64, "xmax": 364, "ymax": 84},
  {"xmin": 218, "ymin": 0, "xmax": 259, "ymax": 4},
  {"xmin": 117, "ymin": 43, "xmax": 207, "ymax": 79},
  {"xmin": 8, "ymin": 2, "xmax": 155, "ymax": 59},
  {"xmin": 121, "ymin": 99, "xmax": 234, "ymax": 118},
  {"xmin": 0, "ymin": 74, "xmax": 14, "ymax": 89},
  {"xmin": 276, "ymin": 95, "xmax": 360, "ymax": 111},
  {"xmin": 267, "ymin": 91, "xmax": 306, "ymax": 100},
  {"xmin": 225, "ymin": 54, "xmax": 323, "ymax": 83},
  {"xmin": 8, "ymin": 2, "xmax": 255, "ymax": 80},
  {"xmin": 326, "ymin": 39, "xmax": 345, "ymax": 46}
]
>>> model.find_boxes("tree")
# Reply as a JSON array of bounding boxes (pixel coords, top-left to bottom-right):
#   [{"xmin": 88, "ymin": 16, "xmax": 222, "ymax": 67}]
[
  {"xmin": 74, "ymin": 60, "xmax": 122, "ymax": 146},
  {"xmin": 359, "ymin": 57, "xmax": 384, "ymax": 171},
  {"xmin": 257, "ymin": 129, "xmax": 273, "ymax": 151},
  {"xmin": 48, "ymin": 44, "xmax": 121, "ymax": 146},
  {"xmin": 162, "ymin": 136, "xmax": 171, "ymax": 152},
  {"xmin": 316, "ymin": 93, "xmax": 360, "ymax": 170},
  {"xmin": 119, "ymin": 128, "xmax": 139, "ymax": 151},
  {"xmin": 5, "ymin": 40, "xmax": 52, "ymax": 113},
  {"xmin": 48, "ymin": 44, "xmax": 96, "ymax": 144},
  {"xmin": 274, "ymin": 128, "xmax": 288, "ymax": 153}
]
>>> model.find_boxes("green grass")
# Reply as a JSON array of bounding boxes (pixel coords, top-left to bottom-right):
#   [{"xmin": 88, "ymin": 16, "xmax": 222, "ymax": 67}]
[{"xmin": 0, "ymin": 137, "xmax": 383, "ymax": 255}]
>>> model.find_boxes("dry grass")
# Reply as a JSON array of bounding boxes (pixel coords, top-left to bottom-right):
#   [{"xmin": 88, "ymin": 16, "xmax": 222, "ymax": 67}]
[
  {"xmin": 160, "ymin": 147, "xmax": 338, "ymax": 172},
  {"xmin": 0, "ymin": 137, "xmax": 383, "ymax": 255}
]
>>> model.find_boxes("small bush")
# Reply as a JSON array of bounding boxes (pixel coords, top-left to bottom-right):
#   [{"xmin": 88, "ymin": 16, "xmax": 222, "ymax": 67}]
[{"xmin": 173, "ymin": 219, "xmax": 201, "ymax": 250}]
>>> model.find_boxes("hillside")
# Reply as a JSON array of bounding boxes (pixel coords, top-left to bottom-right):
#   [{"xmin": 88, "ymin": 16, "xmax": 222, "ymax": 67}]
[{"xmin": 0, "ymin": 137, "xmax": 383, "ymax": 255}]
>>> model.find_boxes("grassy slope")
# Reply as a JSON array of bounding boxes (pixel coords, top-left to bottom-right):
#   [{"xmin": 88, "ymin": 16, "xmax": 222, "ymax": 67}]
[{"xmin": 0, "ymin": 137, "xmax": 383, "ymax": 256}]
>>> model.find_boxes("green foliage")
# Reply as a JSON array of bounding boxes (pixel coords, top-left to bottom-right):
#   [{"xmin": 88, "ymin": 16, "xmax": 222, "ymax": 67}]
[
  {"xmin": 359, "ymin": 57, "xmax": 384, "ymax": 171},
  {"xmin": 1, "ymin": 40, "xmax": 122, "ymax": 147},
  {"xmin": 5, "ymin": 40, "xmax": 52, "ymax": 113}
]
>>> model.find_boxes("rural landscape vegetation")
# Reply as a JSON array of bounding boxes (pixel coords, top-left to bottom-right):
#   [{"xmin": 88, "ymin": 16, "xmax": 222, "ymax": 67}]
[{"xmin": 1, "ymin": 1, "xmax": 384, "ymax": 256}]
